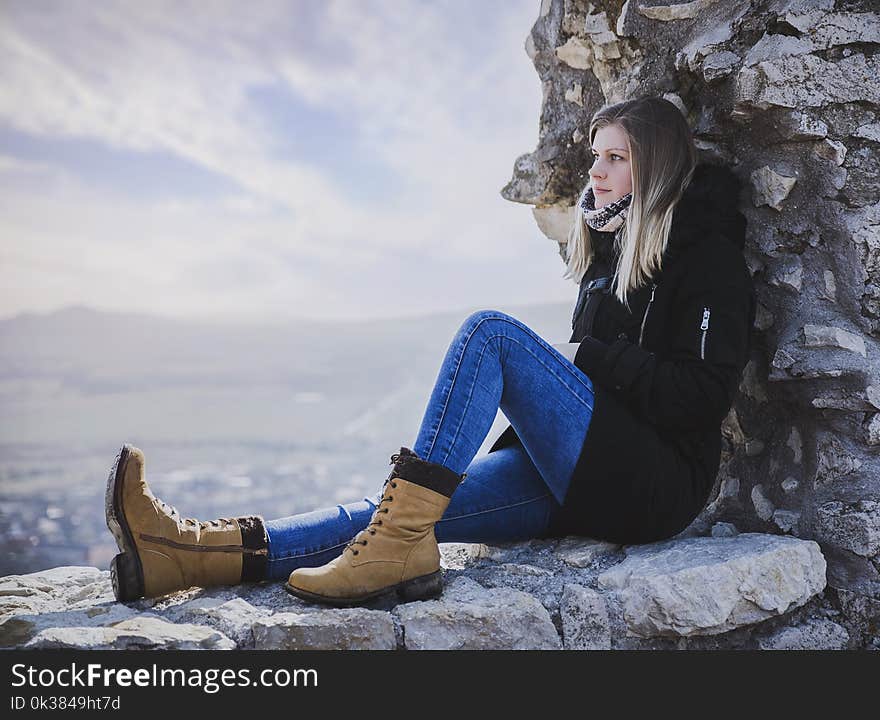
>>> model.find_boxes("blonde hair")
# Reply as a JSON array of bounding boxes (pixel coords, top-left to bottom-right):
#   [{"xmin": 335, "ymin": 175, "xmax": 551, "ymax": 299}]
[{"xmin": 563, "ymin": 96, "xmax": 697, "ymax": 310}]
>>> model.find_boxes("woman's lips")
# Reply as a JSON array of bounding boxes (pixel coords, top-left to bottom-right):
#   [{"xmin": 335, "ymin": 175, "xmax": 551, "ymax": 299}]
[{"xmin": 595, "ymin": 188, "xmax": 611, "ymax": 193}]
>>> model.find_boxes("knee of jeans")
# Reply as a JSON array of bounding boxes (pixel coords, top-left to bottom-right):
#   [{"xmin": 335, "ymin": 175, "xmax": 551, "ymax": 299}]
[{"xmin": 460, "ymin": 309, "xmax": 511, "ymax": 337}]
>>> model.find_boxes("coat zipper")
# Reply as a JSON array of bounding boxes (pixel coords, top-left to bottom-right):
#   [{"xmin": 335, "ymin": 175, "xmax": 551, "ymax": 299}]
[
  {"xmin": 700, "ymin": 306, "xmax": 711, "ymax": 359},
  {"xmin": 638, "ymin": 283, "xmax": 658, "ymax": 348}
]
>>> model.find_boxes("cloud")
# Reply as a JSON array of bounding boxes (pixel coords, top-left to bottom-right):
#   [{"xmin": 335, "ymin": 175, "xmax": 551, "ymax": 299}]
[{"xmin": 0, "ymin": 1, "xmax": 572, "ymax": 322}]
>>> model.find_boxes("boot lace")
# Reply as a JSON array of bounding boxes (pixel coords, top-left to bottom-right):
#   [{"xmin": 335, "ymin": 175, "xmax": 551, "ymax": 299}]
[
  {"xmin": 343, "ymin": 450, "xmax": 405, "ymax": 556},
  {"xmin": 342, "ymin": 450, "xmax": 468, "ymax": 555},
  {"xmin": 155, "ymin": 498, "xmax": 234, "ymax": 530}
]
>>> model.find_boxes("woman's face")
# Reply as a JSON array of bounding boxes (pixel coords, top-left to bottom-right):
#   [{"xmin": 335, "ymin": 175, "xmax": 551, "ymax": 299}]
[{"xmin": 589, "ymin": 124, "xmax": 633, "ymax": 209}]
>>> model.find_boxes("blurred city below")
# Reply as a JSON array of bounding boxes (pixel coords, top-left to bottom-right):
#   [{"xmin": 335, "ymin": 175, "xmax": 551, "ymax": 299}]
[{"xmin": 0, "ymin": 301, "xmax": 572, "ymax": 575}]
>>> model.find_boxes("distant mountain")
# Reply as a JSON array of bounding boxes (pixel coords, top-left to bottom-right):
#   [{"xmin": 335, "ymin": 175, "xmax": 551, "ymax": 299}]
[{"xmin": 0, "ymin": 301, "xmax": 574, "ymax": 448}]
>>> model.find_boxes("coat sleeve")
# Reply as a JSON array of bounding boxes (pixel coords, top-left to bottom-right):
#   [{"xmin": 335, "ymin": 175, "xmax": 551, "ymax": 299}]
[{"xmin": 573, "ymin": 250, "xmax": 755, "ymax": 432}]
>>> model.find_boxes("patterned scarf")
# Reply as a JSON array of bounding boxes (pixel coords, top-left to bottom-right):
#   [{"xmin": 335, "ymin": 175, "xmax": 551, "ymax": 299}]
[{"xmin": 578, "ymin": 184, "xmax": 632, "ymax": 233}]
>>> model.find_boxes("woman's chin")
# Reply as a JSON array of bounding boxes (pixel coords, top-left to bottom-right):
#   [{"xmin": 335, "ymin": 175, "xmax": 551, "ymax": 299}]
[{"xmin": 595, "ymin": 192, "xmax": 621, "ymax": 208}]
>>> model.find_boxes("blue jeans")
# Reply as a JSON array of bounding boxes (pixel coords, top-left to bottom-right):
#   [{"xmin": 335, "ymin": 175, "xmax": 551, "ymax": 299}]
[{"xmin": 264, "ymin": 309, "xmax": 595, "ymax": 581}]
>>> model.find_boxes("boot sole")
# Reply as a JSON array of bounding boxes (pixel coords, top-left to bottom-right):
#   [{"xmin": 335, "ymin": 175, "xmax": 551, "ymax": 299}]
[
  {"xmin": 283, "ymin": 569, "xmax": 444, "ymax": 608},
  {"xmin": 104, "ymin": 444, "xmax": 146, "ymax": 602}
]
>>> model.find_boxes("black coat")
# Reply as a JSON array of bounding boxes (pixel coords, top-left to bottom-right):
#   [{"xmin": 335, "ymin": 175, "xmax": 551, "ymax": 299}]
[{"xmin": 487, "ymin": 163, "xmax": 757, "ymax": 545}]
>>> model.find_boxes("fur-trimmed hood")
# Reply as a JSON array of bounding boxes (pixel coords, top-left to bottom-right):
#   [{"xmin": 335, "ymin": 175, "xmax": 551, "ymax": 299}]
[
  {"xmin": 663, "ymin": 162, "xmax": 748, "ymax": 264},
  {"xmin": 588, "ymin": 162, "xmax": 748, "ymax": 272}
]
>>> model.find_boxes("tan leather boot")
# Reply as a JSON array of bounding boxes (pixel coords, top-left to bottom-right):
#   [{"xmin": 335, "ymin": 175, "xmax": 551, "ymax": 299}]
[
  {"xmin": 105, "ymin": 444, "xmax": 268, "ymax": 601},
  {"xmin": 285, "ymin": 447, "xmax": 465, "ymax": 607}
]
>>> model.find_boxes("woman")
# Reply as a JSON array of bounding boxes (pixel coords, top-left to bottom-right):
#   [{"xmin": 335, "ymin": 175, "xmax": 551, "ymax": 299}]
[{"xmin": 105, "ymin": 96, "xmax": 756, "ymax": 607}]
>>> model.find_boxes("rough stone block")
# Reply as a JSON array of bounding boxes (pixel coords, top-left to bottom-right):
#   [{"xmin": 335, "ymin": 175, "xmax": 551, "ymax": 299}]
[
  {"xmin": 561, "ymin": 584, "xmax": 611, "ymax": 650},
  {"xmin": 253, "ymin": 609, "xmax": 396, "ymax": 650},
  {"xmin": 393, "ymin": 577, "xmax": 561, "ymax": 650},
  {"xmin": 597, "ymin": 534, "xmax": 826, "ymax": 638}
]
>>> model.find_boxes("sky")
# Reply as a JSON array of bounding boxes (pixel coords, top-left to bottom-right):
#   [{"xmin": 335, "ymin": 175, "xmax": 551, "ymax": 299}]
[{"xmin": 0, "ymin": 0, "xmax": 576, "ymax": 324}]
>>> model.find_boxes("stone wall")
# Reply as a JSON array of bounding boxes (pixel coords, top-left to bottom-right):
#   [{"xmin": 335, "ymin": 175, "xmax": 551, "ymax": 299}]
[
  {"xmin": 505, "ymin": 0, "xmax": 879, "ymax": 643},
  {"xmin": 0, "ymin": 532, "xmax": 857, "ymax": 650}
]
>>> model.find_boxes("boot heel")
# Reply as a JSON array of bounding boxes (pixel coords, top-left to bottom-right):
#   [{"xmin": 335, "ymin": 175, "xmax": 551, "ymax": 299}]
[
  {"xmin": 397, "ymin": 570, "xmax": 443, "ymax": 602},
  {"xmin": 111, "ymin": 552, "xmax": 144, "ymax": 602}
]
